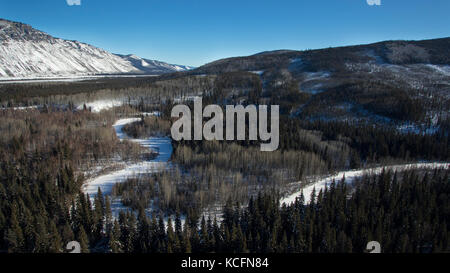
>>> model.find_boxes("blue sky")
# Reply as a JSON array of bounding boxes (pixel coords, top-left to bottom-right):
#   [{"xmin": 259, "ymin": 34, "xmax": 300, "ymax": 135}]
[{"xmin": 0, "ymin": 0, "xmax": 449, "ymax": 66}]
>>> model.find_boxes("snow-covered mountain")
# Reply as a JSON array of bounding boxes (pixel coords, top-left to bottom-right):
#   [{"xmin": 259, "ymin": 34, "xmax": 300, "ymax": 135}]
[
  {"xmin": 0, "ymin": 19, "xmax": 192, "ymax": 79},
  {"xmin": 116, "ymin": 54, "xmax": 194, "ymax": 74}
]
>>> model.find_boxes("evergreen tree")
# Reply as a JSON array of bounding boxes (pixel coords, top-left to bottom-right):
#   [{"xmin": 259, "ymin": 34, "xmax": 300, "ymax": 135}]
[{"xmin": 77, "ymin": 226, "xmax": 90, "ymax": 253}]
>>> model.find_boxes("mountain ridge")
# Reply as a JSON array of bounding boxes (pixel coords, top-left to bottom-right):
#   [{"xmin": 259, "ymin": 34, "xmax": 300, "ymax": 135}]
[
  {"xmin": 190, "ymin": 37, "xmax": 450, "ymax": 75},
  {"xmin": 0, "ymin": 18, "xmax": 192, "ymax": 79}
]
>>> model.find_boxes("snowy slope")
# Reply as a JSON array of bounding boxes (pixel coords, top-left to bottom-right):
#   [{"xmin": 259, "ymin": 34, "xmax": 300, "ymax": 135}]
[
  {"xmin": 117, "ymin": 54, "xmax": 194, "ymax": 74},
  {"xmin": 0, "ymin": 18, "xmax": 191, "ymax": 79}
]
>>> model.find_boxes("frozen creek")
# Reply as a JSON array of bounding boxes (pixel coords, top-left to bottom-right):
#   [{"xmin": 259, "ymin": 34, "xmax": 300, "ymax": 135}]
[
  {"xmin": 82, "ymin": 117, "xmax": 173, "ymax": 215},
  {"xmin": 280, "ymin": 162, "xmax": 450, "ymax": 206}
]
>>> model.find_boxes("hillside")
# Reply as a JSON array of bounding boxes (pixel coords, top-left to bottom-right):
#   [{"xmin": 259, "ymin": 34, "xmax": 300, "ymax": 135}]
[{"xmin": 184, "ymin": 38, "xmax": 450, "ymax": 130}]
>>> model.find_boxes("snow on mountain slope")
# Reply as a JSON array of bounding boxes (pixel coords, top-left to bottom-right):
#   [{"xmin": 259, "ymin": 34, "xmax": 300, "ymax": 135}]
[
  {"xmin": 117, "ymin": 54, "xmax": 194, "ymax": 74},
  {"xmin": 0, "ymin": 18, "xmax": 191, "ymax": 79}
]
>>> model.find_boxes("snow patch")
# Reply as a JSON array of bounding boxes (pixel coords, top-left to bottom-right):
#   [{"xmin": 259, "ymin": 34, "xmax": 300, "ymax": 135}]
[
  {"xmin": 249, "ymin": 70, "xmax": 264, "ymax": 75},
  {"xmin": 76, "ymin": 99, "xmax": 124, "ymax": 113},
  {"xmin": 426, "ymin": 64, "xmax": 450, "ymax": 76}
]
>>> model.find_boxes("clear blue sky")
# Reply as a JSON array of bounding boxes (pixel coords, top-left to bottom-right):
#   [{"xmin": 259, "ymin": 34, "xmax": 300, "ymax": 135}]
[{"xmin": 0, "ymin": 0, "xmax": 449, "ymax": 67}]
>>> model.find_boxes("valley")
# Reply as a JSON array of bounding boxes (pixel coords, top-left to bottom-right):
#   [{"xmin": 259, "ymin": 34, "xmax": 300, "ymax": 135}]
[{"xmin": 0, "ymin": 18, "xmax": 448, "ymax": 254}]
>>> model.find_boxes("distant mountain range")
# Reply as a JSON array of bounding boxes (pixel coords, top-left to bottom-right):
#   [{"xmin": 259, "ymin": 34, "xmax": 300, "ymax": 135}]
[{"xmin": 0, "ymin": 18, "xmax": 193, "ymax": 79}]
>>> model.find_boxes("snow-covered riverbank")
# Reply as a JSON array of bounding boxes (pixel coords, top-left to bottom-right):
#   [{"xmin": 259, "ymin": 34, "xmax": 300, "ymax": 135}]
[
  {"xmin": 82, "ymin": 117, "xmax": 172, "ymax": 214},
  {"xmin": 280, "ymin": 162, "xmax": 450, "ymax": 206}
]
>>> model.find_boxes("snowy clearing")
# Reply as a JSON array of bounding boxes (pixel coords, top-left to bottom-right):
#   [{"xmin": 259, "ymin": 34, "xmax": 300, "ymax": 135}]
[
  {"xmin": 76, "ymin": 99, "xmax": 124, "ymax": 113},
  {"xmin": 280, "ymin": 162, "xmax": 450, "ymax": 206},
  {"xmin": 0, "ymin": 105, "xmax": 39, "ymax": 111}
]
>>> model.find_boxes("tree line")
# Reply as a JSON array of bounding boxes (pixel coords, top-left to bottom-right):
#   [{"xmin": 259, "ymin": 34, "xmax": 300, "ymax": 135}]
[{"xmin": 3, "ymin": 167, "xmax": 447, "ymax": 253}]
